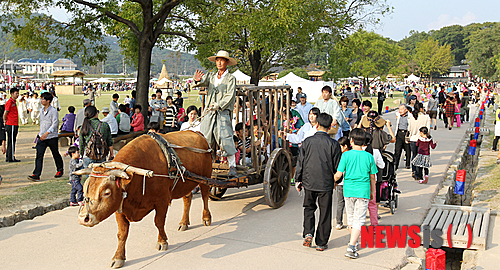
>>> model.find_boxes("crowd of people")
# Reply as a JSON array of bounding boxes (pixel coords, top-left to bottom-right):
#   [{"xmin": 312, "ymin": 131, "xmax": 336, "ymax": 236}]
[{"xmin": 0, "ymin": 47, "xmax": 498, "ymax": 260}]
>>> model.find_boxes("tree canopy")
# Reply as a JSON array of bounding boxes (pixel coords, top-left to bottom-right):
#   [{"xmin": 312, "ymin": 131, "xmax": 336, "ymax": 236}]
[
  {"xmin": 413, "ymin": 37, "xmax": 453, "ymax": 82},
  {"xmin": 186, "ymin": 0, "xmax": 392, "ymax": 85},
  {"xmin": 466, "ymin": 23, "xmax": 500, "ymax": 80},
  {"xmin": 1, "ymin": 0, "xmax": 209, "ymax": 120},
  {"xmin": 325, "ymin": 30, "xmax": 406, "ymax": 89}
]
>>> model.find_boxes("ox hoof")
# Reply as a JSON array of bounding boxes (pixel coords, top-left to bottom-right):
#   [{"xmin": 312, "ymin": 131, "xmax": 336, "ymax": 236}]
[
  {"xmin": 156, "ymin": 242, "xmax": 168, "ymax": 251},
  {"xmin": 178, "ymin": 224, "xmax": 188, "ymax": 231},
  {"xmin": 110, "ymin": 259, "xmax": 125, "ymax": 269},
  {"xmin": 203, "ymin": 219, "xmax": 212, "ymax": 226}
]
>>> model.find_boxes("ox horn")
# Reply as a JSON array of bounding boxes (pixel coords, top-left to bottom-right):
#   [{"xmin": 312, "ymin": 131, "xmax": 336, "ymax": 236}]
[
  {"xmin": 89, "ymin": 161, "xmax": 154, "ymax": 177},
  {"xmin": 107, "ymin": 169, "xmax": 130, "ymax": 179},
  {"xmin": 73, "ymin": 168, "xmax": 93, "ymax": 175}
]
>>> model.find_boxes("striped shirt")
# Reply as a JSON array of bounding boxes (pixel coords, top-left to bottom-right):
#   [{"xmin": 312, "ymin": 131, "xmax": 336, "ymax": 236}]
[{"xmin": 164, "ymin": 105, "xmax": 177, "ymax": 126}]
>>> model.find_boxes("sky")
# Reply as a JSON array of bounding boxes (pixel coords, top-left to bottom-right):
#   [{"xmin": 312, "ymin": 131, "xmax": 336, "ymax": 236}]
[
  {"xmin": 47, "ymin": 0, "xmax": 500, "ymax": 42},
  {"xmin": 371, "ymin": 0, "xmax": 500, "ymax": 41}
]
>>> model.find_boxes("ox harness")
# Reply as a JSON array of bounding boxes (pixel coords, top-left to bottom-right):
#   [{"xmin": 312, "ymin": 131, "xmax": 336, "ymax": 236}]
[
  {"xmin": 79, "ymin": 132, "xmax": 243, "ymax": 217},
  {"xmin": 147, "ymin": 132, "xmax": 212, "ymax": 192}
]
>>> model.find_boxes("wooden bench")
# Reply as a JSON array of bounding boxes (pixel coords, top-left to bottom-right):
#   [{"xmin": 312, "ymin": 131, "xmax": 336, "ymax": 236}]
[
  {"xmin": 58, "ymin": 131, "xmax": 147, "ymax": 150},
  {"xmin": 58, "ymin": 132, "xmax": 75, "ymax": 147},
  {"xmin": 421, "ymin": 204, "xmax": 490, "ymax": 250}
]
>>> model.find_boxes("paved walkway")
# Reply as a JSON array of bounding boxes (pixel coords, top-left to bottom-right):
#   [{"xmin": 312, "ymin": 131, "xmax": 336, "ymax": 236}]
[{"xmin": 0, "ymin": 108, "xmax": 475, "ymax": 270}]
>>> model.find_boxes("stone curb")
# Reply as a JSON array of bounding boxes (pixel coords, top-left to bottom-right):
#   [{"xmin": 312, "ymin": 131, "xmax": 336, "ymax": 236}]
[
  {"xmin": 433, "ymin": 108, "xmax": 480, "ymax": 205},
  {"xmin": 400, "ymin": 105, "xmax": 481, "ymax": 270},
  {"xmin": 0, "ymin": 198, "xmax": 70, "ymax": 228}
]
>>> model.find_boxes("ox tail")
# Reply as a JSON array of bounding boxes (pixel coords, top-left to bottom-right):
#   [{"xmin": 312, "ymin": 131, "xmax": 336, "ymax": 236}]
[{"xmin": 184, "ymin": 170, "xmax": 246, "ymax": 188}]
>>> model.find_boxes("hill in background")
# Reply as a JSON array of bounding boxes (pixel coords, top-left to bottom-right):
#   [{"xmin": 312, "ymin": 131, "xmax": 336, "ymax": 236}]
[{"xmin": 0, "ymin": 30, "xmax": 203, "ymax": 77}]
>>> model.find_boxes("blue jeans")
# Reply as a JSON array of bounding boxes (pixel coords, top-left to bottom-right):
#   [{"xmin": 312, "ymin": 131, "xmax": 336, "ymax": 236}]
[{"xmin": 70, "ymin": 179, "xmax": 83, "ymax": 203}]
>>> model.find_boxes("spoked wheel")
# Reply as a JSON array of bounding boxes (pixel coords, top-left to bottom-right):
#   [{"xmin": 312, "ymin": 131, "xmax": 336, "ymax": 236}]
[
  {"xmin": 263, "ymin": 148, "xmax": 292, "ymax": 208},
  {"xmin": 390, "ymin": 200, "xmax": 396, "ymax": 215},
  {"xmin": 208, "ymin": 187, "xmax": 227, "ymax": 201},
  {"xmin": 394, "ymin": 194, "xmax": 399, "ymax": 209}
]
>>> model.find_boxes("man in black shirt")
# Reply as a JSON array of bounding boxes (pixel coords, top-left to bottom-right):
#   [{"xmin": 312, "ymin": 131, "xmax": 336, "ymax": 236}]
[
  {"xmin": 295, "ymin": 113, "xmax": 342, "ymax": 251},
  {"xmin": 174, "ymin": 91, "xmax": 184, "ymax": 110}
]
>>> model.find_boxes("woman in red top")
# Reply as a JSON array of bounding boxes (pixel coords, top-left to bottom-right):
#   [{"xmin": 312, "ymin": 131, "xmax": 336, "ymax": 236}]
[
  {"xmin": 130, "ymin": 105, "xmax": 144, "ymax": 132},
  {"xmin": 411, "ymin": 126, "xmax": 437, "ymax": 184}
]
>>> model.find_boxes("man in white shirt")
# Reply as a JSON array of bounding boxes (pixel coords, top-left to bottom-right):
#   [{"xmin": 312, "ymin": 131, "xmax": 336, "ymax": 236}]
[
  {"xmin": 28, "ymin": 93, "xmax": 42, "ymax": 125},
  {"xmin": 314, "ymin": 85, "xmax": 341, "ymax": 135},
  {"xmin": 17, "ymin": 92, "xmax": 29, "ymax": 125},
  {"xmin": 101, "ymin": 107, "xmax": 118, "ymax": 137}
]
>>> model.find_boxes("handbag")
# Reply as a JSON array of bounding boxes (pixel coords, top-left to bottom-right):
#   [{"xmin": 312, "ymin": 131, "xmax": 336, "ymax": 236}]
[{"xmin": 404, "ymin": 131, "xmax": 410, "ymax": 144}]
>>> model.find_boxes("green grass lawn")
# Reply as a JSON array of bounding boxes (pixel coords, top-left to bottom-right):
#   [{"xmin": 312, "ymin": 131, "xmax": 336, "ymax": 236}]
[{"xmin": 0, "ymin": 179, "xmax": 71, "ymax": 211}]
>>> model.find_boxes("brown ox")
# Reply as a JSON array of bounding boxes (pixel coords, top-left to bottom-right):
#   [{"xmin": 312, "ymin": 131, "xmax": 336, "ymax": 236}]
[{"xmin": 76, "ymin": 131, "xmax": 212, "ymax": 268}]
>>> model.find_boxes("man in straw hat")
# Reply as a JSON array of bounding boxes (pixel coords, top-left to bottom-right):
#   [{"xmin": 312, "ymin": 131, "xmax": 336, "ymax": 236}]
[{"xmin": 192, "ymin": 50, "xmax": 238, "ymax": 176}]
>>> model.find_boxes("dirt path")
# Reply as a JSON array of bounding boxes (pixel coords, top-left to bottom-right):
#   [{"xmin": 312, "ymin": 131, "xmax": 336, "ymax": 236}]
[{"xmin": 0, "ymin": 127, "xmax": 70, "ymax": 199}]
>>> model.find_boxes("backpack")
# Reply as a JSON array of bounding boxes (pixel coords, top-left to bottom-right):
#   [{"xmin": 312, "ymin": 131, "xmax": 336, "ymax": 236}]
[{"xmin": 85, "ymin": 122, "xmax": 109, "ymax": 160}]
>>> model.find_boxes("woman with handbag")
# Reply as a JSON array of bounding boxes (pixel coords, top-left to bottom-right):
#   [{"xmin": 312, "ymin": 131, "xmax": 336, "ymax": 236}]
[{"xmin": 408, "ymin": 102, "xmax": 430, "ymax": 180}]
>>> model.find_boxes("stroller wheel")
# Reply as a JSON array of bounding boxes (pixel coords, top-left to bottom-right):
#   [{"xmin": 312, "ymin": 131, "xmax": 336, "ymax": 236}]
[
  {"xmin": 390, "ymin": 200, "xmax": 396, "ymax": 215},
  {"xmin": 395, "ymin": 194, "xmax": 399, "ymax": 209}
]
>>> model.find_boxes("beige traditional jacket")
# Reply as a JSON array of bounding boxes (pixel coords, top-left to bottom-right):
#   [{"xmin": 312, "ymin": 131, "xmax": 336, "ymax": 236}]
[
  {"xmin": 191, "ymin": 71, "xmax": 237, "ymax": 113},
  {"xmin": 190, "ymin": 70, "xmax": 237, "ymax": 156}
]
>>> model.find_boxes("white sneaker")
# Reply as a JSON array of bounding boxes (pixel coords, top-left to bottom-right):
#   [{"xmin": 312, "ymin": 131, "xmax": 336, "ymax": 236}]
[
  {"xmin": 336, "ymin": 224, "xmax": 346, "ymax": 230},
  {"xmin": 345, "ymin": 245, "xmax": 359, "ymax": 259}
]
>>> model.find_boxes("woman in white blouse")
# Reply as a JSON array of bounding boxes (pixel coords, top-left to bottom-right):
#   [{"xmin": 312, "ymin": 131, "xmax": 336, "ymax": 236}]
[
  {"xmin": 180, "ymin": 105, "xmax": 201, "ymax": 132},
  {"xmin": 286, "ymin": 107, "xmax": 320, "ymax": 145}
]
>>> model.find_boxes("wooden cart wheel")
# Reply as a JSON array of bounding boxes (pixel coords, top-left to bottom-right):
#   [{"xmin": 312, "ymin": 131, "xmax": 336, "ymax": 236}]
[
  {"xmin": 208, "ymin": 187, "xmax": 227, "ymax": 201},
  {"xmin": 263, "ymin": 148, "xmax": 292, "ymax": 209}
]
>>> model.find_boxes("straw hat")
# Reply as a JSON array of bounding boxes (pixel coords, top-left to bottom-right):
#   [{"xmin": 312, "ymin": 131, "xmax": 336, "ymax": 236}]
[
  {"xmin": 360, "ymin": 111, "xmax": 386, "ymax": 128},
  {"xmin": 207, "ymin": 50, "xmax": 237, "ymax": 66}
]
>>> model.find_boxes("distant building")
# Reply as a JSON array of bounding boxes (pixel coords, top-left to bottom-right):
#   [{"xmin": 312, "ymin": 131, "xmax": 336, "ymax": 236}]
[
  {"xmin": 262, "ymin": 66, "xmax": 285, "ymax": 81},
  {"xmin": 17, "ymin": 58, "xmax": 77, "ymax": 75},
  {"xmin": 307, "ymin": 70, "xmax": 325, "ymax": 81},
  {"xmin": 446, "ymin": 65, "xmax": 470, "ymax": 78}
]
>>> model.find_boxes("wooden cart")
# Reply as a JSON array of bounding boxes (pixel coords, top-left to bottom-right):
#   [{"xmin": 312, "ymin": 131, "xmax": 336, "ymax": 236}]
[{"xmin": 200, "ymin": 85, "xmax": 293, "ymax": 209}]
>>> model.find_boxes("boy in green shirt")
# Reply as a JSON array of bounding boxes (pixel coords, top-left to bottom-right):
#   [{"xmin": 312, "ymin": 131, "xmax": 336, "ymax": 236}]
[{"xmin": 334, "ymin": 128, "xmax": 377, "ymax": 259}]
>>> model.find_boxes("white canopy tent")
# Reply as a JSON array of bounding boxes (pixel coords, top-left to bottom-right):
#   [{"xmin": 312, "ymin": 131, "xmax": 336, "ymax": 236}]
[
  {"xmin": 90, "ymin": 77, "xmax": 114, "ymax": 83},
  {"xmin": 232, "ymin": 69, "xmax": 251, "ymax": 84},
  {"xmin": 260, "ymin": 72, "xmax": 329, "ymax": 103},
  {"xmin": 275, "ymin": 72, "xmax": 309, "ymax": 83},
  {"xmin": 406, "ymin": 73, "xmax": 420, "ymax": 82},
  {"xmin": 157, "ymin": 77, "xmax": 172, "ymax": 85}
]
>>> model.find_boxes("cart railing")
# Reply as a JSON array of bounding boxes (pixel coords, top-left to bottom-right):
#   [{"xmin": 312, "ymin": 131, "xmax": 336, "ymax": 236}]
[{"xmin": 200, "ymin": 85, "xmax": 292, "ymax": 171}]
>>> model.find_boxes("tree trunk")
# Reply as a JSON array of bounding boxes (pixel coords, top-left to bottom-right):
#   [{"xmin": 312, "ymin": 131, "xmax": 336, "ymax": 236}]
[
  {"xmin": 249, "ymin": 50, "xmax": 262, "ymax": 86},
  {"xmin": 430, "ymin": 74, "xmax": 433, "ymax": 85},
  {"xmin": 363, "ymin": 77, "xmax": 369, "ymax": 96},
  {"xmin": 136, "ymin": 37, "xmax": 154, "ymax": 125}
]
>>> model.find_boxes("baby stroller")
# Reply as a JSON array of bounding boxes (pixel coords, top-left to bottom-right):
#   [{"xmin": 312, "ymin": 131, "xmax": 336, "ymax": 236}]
[{"xmin": 379, "ymin": 150, "xmax": 400, "ymax": 214}]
